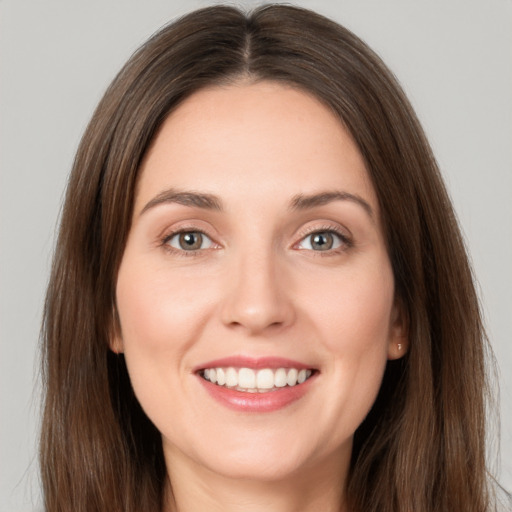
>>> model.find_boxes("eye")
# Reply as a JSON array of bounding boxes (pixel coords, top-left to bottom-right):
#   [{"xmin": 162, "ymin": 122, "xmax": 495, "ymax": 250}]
[
  {"xmin": 297, "ymin": 230, "xmax": 346, "ymax": 252},
  {"xmin": 165, "ymin": 231, "xmax": 214, "ymax": 251}
]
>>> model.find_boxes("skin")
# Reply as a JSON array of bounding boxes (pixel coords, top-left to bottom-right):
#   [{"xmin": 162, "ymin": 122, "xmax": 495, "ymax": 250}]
[{"xmin": 113, "ymin": 81, "xmax": 406, "ymax": 512}]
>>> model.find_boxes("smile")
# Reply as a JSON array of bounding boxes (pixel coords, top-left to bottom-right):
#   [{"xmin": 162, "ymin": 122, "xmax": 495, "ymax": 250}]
[
  {"xmin": 195, "ymin": 356, "xmax": 318, "ymax": 412},
  {"xmin": 200, "ymin": 367, "xmax": 314, "ymax": 393}
]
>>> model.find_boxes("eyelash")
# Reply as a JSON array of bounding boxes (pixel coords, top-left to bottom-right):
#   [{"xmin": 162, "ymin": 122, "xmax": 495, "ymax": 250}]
[{"xmin": 160, "ymin": 225, "xmax": 353, "ymax": 257}]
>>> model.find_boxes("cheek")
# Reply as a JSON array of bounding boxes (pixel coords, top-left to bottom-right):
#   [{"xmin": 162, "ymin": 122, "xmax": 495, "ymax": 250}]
[
  {"xmin": 304, "ymin": 260, "xmax": 395, "ymax": 355},
  {"xmin": 114, "ymin": 257, "xmax": 222, "ymax": 440},
  {"xmin": 302, "ymin": 260, "xmax": 394, "ymax": 424},
  {"xmin": 114, "ymin": 256, "xmax": 216, "ymax": 397},
  {"xmin": 116, "ymin": 258, "xmax": 211, "ymax": 346}
]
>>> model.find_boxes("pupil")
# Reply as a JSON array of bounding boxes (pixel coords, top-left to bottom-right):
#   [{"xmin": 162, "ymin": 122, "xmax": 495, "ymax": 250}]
[
  {"xmin": 312, "ymin": 232, "xmax": 333, "ymax": 250},
  {"xmin": 179, "ymin": 232, "xmax": 202, "ymax": 250}
]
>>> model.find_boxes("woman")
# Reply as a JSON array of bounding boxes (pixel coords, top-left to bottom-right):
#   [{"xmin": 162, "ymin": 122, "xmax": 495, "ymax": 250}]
[{"xmin": 40, "ymin": 4, "xmax": 506, "ymax": 511}]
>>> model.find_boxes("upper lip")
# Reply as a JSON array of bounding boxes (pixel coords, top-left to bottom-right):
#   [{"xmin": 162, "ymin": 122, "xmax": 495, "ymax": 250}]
[{"xmin": 193, "ymin": 356, "xmax": 316, "ymax": 372}]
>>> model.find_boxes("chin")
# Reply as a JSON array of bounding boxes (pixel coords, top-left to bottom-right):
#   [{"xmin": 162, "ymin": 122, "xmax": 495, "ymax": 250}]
[
  {"xmin": 202, "ymin": 452, "xmax": 309, "ymax": 482},
  {"xmin": 170, "ymin": 427, "xmax": 333, "ymax": 483}
]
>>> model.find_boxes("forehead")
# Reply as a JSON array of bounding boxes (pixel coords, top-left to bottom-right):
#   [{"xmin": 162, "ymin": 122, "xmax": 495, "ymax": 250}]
[{"xmin": 135, "ymin": 81, "xmax": 377, "ymax": 215}]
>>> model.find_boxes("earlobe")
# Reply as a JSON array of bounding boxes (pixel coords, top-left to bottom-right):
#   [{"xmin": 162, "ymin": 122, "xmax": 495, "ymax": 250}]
[
  {"xmin": 109, "ymin": 336, "xmax": 124, "ymax": 354},
  {"xmin": 387, "ymin": 300, "xmax": 409, "ymax": 360},
  {"xmin": 387, "ymin": 337, "xmax": 408, "ymax": 360},
  {"xmin": 109, "ymin": 304, "xmax": 124, "ymax": 354}
]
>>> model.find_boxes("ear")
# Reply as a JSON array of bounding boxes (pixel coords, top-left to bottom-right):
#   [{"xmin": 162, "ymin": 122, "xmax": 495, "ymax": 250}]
[
  {"xmin": 110, "ymin": 335, "xmax": 124, "ymax": 354},
  {"xmin": 387, "ymin": 299, "xmax": 409, "ymax": 360},
  {"xmin": 109, "ymin": 304, "xmax": 124, "ymax": 354}
]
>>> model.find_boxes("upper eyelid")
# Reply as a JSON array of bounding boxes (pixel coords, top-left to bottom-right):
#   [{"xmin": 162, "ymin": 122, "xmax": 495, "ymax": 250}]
[
  {"xmin": 293, "ymin": 222, "xmax": 351, "ymax": 241},
  {"xmin": 159, "ymin": 220, "xmax": 219, "ymax": 242},
  {"xmin": 162, "ymin": 227, "xmax": 212, "ymax": 242}
]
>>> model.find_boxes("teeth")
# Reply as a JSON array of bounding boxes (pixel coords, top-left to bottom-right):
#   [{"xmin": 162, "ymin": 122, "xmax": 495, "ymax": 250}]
[
  {"xmin": 238, "ymin": 368, "xmax": 256, "ymax": 388},
  {"xmin": 225, "ymin": 367, "xmax": 237, "ymax": 387},
  {"xmin": 286, "ymin": 368, "xmax": 298, "ymax": 386},
  {"xmin": 274, "ymin": 368, "xmax": 287, "ymax": 388},
  {"xmin": 216, "ymin": 368, "xmax": 226, "ymax": 386},
  {"xmin": 201, "ymin": 367, "xmax": 313, "ymax": 392},
  {"xmin": 256, "ymin": 369, "xmax": 274, "ymax": 389}
]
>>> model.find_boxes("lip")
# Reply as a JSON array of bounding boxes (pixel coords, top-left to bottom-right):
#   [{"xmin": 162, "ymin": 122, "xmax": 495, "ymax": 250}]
[
  {"xmin": 193, "ymin": 356, "xmax": 318, "ymax": 413},
  {"xmin": 197, "ymin": 372, "xmax": 317, "ymax": 412},
  {"xmin": 193, "ymin": 356, "xmax": 314, "ymax": 372}
]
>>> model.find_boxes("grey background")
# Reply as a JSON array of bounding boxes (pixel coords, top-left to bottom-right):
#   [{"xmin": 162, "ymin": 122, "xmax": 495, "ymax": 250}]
[{"xmin": 1, "ymin": 0, "xmax": 510, "ymax": 510}]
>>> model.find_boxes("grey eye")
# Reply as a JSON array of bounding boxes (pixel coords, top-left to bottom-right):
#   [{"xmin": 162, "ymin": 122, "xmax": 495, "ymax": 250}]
[
  {"xmin": 298, "ymin": 231, "xmax": 343, "ymax": 251},
  {"xmin": 311, "ymin": 232, "xmax": 334, "ymax": 251},
  {"xmin": 167, "ymin": 231, "xmax": 213, "ymax": 251}
]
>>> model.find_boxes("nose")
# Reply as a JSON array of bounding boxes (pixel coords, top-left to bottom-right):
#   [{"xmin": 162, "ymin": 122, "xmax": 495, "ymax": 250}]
[{"xmin": 219, "ymin": 248, "xmax": 295, "ymax": 335}]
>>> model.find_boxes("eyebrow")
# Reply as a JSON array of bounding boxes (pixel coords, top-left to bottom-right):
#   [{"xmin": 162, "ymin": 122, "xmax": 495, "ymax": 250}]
[
  {"xmin": 290, "ymin": 191, "xmax": 374, "ymax": 219},
  {"xmin": 140, "ymin": 188, "xmax": 223, "ymax": 215},
  {"xmin": 140, "ymin": 188, "xmax": 374, "ymax": 220}
]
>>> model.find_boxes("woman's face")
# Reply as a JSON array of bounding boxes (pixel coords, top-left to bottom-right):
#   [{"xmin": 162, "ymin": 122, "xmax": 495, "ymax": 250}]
[{"xmin": 113, "ymin": 81, "xmax": 404, "ymax": 482}]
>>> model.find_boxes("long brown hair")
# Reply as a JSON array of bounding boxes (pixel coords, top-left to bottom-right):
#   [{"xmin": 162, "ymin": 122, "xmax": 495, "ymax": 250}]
[{"xmin": 41, "ymin": 4, "xmax": 494, "ymax": 511}]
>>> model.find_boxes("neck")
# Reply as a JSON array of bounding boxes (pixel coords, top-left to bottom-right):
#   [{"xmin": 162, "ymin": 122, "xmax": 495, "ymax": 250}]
[{"xmin": 163, "ymin": 449, "xmax": 349, "ymax": 512}]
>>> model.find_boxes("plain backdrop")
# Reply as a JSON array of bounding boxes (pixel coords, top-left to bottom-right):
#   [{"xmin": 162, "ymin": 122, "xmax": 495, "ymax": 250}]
[{"xmin": 1, "ymin": 0, "xmax": 511, "ymax": 510}]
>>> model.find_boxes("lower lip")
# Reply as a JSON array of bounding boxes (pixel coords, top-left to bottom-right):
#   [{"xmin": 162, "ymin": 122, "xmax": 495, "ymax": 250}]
[{"xmin": 197, "ymin": 374, "xmax": 316, "ymax": 413}]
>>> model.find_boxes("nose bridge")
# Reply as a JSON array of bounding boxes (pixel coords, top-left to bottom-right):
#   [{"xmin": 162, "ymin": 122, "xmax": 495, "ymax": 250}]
[{"xmin": 220, "ymin": 239, "xmax": 294, "ymax": 334}]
